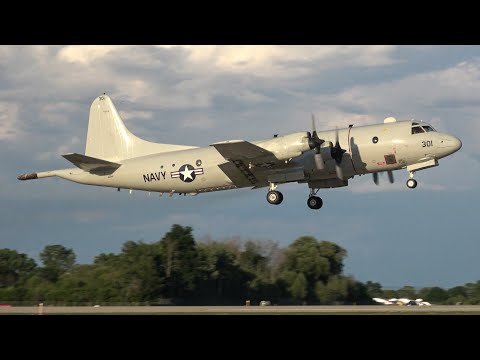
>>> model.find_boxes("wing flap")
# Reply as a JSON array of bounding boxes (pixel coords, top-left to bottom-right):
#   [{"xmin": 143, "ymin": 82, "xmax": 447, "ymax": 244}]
[
  {"xmin": 218, "ymin": 161, "xmax": 258, "ymax": 187},
  {"xmin": 62, "ymin": 153, "xmax": 121, "ymax": 173}
]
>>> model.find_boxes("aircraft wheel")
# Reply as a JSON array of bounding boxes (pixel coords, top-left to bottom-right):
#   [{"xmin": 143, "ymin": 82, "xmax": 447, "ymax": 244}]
[
  {"xmin": 406, "ymin": 179, "xmax": 417, "ymax": 189},
  {"xmin": 267, "ymin": 190, "xmax": 283, "ymax": 205},
  {"xmin": 307, "ymin": 196, "xmax": 323, "ymax": 210}
]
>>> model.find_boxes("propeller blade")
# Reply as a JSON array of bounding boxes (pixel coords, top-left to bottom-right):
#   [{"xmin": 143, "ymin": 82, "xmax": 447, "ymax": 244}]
[
  {"xmin": 331, "ymin": 126, "xmax": 346, "ymax": 164},
  {"xmin": 373, "ymin": 172, "xmax": 379, "ymax": 185},
  {"xmin": 387, "ymin": 170, "xmax": 394, "ymax": 184},
  {"xmin": 308, "ymin": 114, "xmax": 324, "ymax": 151}
]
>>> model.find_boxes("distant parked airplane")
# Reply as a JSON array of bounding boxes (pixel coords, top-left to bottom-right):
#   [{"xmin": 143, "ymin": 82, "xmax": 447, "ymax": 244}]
[{"xmin": 373, "ymin": 297, "xmax": 431, "ymax": 306}]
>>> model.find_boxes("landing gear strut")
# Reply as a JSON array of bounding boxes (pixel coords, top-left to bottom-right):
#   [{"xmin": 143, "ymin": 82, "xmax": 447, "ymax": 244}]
[
  {"xmin": 307, "ymin": 188, "xmax": 323, "ymax": 210},
  {"xmin": 266, "ymin": 183, "xmax": 283, "ymax": 205},
  {"xmin": 406, "ymin": 171, "xmax": 417, "ymax": 189}
]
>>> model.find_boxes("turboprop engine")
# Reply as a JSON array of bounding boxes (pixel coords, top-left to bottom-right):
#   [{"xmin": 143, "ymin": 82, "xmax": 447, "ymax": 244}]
[{"xmin": 256, "ymin": 132, "xmax": 314, "ymax": 161}]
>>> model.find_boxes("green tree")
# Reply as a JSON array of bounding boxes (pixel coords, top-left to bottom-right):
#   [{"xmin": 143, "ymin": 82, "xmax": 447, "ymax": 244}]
[
  {"xmin": 418, "ymin": 286, "xmax": 448, "ymax": 303},
  {"xmin": 280, "ymin": 236, "xmax": 348, "ymax": 302},
  {"xmin": 315, "ymin": 276, "xmax": 350, "ymax": 304},
  {"xmin": 159, "ymin": 224, "xmax": 198, "ymax": 299},
  {"xmin": 463, "ymin": 281, "xmax": 480, "ymax": 304},
  {"xmin": 289, "ymin": 273, "xmax": 307, "ymax": 302},
  {"xmin": 0, "ymin": 249, "xmax": 37, "ymax": 288},
  {"xmin": 397, "ymin": 285, "xmax": 418, "ymax": 299},
  {"xmin": 196, "ymin": 241, "xmax": 251, "ymax": 303},
  {"xmin": 365, "ymin": 281, "xmax": 383, "ymax": 298},
  {"xmin": 119, "ymin": 240, "xmax": 164, "ymax": 302},
  {"xmin": 39, "ymin": 245, "xmax": 76, "ymax": 282}
]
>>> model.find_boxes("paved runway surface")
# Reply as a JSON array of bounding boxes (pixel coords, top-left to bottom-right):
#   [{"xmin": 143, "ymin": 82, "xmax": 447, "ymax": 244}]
[{"xmin": 1, "ymin": 305, "xmax": 480, "ymax": 314}]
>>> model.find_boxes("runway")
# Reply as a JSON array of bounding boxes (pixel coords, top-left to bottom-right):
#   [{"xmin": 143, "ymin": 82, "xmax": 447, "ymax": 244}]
[{"xmin": 1, "ymin": 305, "xmax": 480, "ymax": 314}]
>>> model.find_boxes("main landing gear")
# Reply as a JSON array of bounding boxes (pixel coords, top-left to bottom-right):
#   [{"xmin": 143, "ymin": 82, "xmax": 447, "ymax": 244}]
[
  {"xmin": 307, "ymin": 188, "xmax": 323, "ymax": 210},
  {"xmin": 266, "ymin": 183, "xmax": 283, "ymax": 205},
  {"xmin": 406, "ymin": 171, "xmax": 417, "ymax": 189},
  {"xmin": 266, "ymin": 183, "xmax": 324, "ymax": 210}
]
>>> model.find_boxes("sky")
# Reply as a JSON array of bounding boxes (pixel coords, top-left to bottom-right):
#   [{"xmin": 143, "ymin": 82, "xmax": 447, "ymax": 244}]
[{"xmin": 1, "ymin": 45, "xmax": 479, "ymax": 289}]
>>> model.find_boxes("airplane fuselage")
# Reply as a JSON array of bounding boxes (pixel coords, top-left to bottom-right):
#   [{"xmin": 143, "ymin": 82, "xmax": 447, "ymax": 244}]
[
  {"xmin": 54, "ymin": 119, "xmax": 461, "ymax": 194},
  {"xmin": 18, "ymin": 94, "xmax": 462, "ymax": 209}
]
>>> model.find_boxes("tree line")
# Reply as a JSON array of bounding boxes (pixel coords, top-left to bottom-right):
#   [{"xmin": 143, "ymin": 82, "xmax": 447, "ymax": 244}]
[{"xmin": 1, "ymin": 224, "xmax": 479, "ymax": 305}]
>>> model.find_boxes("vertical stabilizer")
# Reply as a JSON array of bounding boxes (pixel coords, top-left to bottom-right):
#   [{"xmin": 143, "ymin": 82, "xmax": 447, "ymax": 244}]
[{"xmin": 85, "ymin": 95, "xmax": 196, "ymax": 161}]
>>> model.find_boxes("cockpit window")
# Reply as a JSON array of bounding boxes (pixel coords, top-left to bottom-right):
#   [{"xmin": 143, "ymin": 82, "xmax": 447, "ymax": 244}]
[
  {"xmin": 422, "ymin": 125, "xmax": 436, "ymax": 132},
  {"xmin": 411, "ymin": 126, "xmax": 425, "ymax": 134}
]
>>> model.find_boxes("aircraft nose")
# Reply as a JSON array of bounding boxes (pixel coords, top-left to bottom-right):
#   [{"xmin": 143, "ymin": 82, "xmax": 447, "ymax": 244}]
[
  {"xmin": 450, "ymin": 135, "xmax": 462, "ymax": 153},
  {"xmin": 442, "ymin": 135, "xmax": 462, "ymax": 153}
]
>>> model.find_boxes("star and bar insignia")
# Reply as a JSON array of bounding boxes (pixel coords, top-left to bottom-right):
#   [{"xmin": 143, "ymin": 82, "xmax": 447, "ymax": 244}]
[{"xmin": 171, "ymin": 164, "xmax": 204, "ymax": 183}]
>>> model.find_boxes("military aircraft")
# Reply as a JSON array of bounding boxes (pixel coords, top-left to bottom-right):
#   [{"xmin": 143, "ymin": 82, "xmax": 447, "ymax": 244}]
[{"xmin": 17, "ymin": 94, "xmax": 462, "ymax": 209}]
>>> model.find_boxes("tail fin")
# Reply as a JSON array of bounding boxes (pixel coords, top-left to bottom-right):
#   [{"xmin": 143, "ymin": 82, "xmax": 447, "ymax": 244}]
[{"xmin": 85, "ymin": 95, "xmax": 196, "ymax": 161}]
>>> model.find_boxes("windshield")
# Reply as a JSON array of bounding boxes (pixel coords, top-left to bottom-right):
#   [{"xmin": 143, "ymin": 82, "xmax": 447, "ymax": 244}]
[
  {"xmin": 411, "ymin": 122, "xmax": 436, "ymax": 134},
  {"xmin": 422, "ymin": 125, "xmax": 436, "ymax": 132},
  {"xmin": 412, "ymin": 126, "xmax": 424, "ymax": 134}
]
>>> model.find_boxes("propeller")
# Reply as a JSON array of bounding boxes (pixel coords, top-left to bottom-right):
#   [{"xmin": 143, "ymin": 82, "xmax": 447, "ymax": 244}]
[
  {"xmin": 387, "ymin": 170, "xmax": 394, "ymax": 184},
  {"xmin": 372, "ymin": 170, "xmax": 395, "ymax": 185},
  {"xmin": 330, "ymin": 127, "xmax": 346, "ymax": 180},
  {"xmin": 308, "ymin": 114, "xmax": 325, "ymax": 170}
]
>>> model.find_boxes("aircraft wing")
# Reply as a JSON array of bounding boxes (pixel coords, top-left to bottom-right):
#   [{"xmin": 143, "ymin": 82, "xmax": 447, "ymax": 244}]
[
  {"xmin": 211, "ymin": 140, "xmax": 279, "ymax": 166},
  {"xmin": 372, "ymin": 298, "xmax": 392, "ymax": 305},
  {"xmin": 211, "ymin": 140, "xmax": 302, "ymax": 187},
  {"xmin": 62, "ymin": 153, "xmax": 122, "ymax": 174}
]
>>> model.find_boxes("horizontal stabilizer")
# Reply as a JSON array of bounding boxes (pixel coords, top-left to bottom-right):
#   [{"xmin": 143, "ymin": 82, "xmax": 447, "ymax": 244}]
[{"xmin": 62, "ymin": 153, "xmax": 121, "ymax": 173}]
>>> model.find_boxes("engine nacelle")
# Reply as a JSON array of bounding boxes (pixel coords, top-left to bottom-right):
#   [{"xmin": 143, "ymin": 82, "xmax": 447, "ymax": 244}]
[{"xmin": 256, "ymin": 132, "xmax": 311, "ymax": 161}]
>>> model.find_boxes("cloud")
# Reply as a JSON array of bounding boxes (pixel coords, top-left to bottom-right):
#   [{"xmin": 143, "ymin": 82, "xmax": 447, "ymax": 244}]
[
  {"xmin": 157, "ymin": 45, "xmax": 397, "ymax": 78},
  {"xmin": 40, "ymin": 102, "xmax": 82, "ymax": 125},
  {"xmin": 57, "ymin": 45, "xmax": 129, "ymax": 65},
  {"xmin": 0, "ymin": 102, "xmax": 20, "ymax": 140},
  {"xmin": 119, "ymin": 110, "xmax": 153, "ymax": 121},
  {"xmin": 34, "ymin": 136, "xmax": 81, "ymax": 161}
]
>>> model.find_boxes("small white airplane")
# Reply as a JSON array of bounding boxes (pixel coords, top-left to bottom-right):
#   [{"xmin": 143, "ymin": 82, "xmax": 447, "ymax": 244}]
[
  {"xmin": 373, "ymin": 297, "xmax": 432, "ymax": 306},
  {"xmin": 18, "ymin": 94, "xmax": 462, "ymax": 209}
]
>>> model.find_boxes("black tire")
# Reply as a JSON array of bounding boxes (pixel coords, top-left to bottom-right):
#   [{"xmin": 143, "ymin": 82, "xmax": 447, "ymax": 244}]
[
  {"xmin": 307, "ymin": 196, "xmax": 323, "ymax": 209},
  {"xmin": 267, "ymin": 190, "xmax": 283, "ymax": 205},
  {"xmin": 406, "ymin": 179, "xmax": 417, "ymax": 189}
]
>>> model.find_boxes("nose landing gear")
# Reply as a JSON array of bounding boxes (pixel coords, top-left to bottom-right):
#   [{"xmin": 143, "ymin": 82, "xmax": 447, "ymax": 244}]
[{"xmin": 406, "ymin": 171, "xmax": 417, "ymax": 189}]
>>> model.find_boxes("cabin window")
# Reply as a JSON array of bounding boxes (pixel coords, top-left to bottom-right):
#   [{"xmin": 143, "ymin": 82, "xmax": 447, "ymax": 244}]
[{"xmin": 372, "ymin": 136, "xmax": 378, "ymax": 144}]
